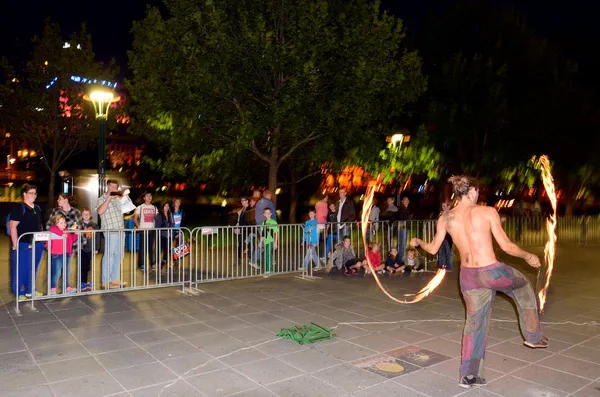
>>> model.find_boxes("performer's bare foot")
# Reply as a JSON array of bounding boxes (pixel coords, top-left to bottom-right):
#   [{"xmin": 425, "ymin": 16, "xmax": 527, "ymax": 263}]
[{"xmin": 524, "ymin": 336, "xmax": 549, "ymax": 349}]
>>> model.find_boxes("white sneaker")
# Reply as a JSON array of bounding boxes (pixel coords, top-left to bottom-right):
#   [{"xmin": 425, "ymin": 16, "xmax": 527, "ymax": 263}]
[
  {"xmin": 249, "ymin": 263, "xmax": 259, "ymax": 270},
  {"xmin": 263, "ymin": 272, "xmax": 271, "ymax": 278}
]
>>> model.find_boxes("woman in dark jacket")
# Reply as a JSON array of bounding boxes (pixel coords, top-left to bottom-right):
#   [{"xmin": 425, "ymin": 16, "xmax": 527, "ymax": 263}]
[{"xmin": 155, "ymin": 202, "xmax": 174, "ymax": 267}]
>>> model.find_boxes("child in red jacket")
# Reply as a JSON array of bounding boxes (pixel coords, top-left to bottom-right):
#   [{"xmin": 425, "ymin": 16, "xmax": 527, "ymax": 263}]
[
  {"xmin": 47, "ymin": 214, "xmax": 78, "ymax": 295},
  {"xmin": 357, "ymin": 242, "xmax": 385, "ymax": 276}
]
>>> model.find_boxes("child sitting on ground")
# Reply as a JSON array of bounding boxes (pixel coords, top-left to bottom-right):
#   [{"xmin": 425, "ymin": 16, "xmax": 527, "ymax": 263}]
[
  {"xmin": 48, "ymin": 213, "xmax": 78, "ymax": 295},
  {"xmin": 328, "ymin": 236, "xmax": 358, "ymax": 275},
  {"xmin": 402, "ymin": 247, "xmax": 424, "ymax": 273},
  {"xmin": 384, "ymin": 247, "xmax": 406, "ymax": 276},
  {"xmin": 356, "ymin": 242, "xmax": 385, "ymax": 276}
]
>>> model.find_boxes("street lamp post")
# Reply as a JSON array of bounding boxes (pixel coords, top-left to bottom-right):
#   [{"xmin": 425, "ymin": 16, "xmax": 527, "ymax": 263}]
[{"xmin": 84, "ymin": 90, "xmax": 120, "ymax": 198}]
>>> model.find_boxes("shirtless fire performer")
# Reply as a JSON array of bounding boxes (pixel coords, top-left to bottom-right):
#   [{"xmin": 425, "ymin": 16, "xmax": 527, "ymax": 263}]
[{"xmin": 410, "ymin": 175, "xmax": 548, "ymax": 388}]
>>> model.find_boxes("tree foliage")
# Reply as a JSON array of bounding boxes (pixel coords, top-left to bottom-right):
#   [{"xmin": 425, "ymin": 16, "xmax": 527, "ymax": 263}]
[
  {"xmin": 347, "ymin": 128, "xmax": 442, "ymax": 187},
  {"xmin": 0, "ymin": 21, "xmax": 118, "ymax": 202},
  {"xmin": 128, "ymin": 0, "xmax": 426, "ymax": 194}
]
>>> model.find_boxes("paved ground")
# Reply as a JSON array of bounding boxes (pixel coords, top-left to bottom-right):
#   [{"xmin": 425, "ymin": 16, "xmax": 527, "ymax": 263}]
[{"xmin": 1, "ymin": 244, "xmax": 599, "ymax": 397}]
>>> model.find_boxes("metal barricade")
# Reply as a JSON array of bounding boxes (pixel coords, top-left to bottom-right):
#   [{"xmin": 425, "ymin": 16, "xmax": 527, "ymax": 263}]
[
  {"xmin": 320, "ymin": 221, "xmax": 391, "ymax": 261},
  {"xmin": 389, "ymin": 219, "xmax": 438, "ymax": 271},
  {"xmin": 500, "ymin": 215, "xmax": 600, "ymax": 246},
  {"xmin": 12, "ymin": 213, "xmax": 600, "ymax": 313},
  {"xmin": 13, "ymin": 227, "xmax": 193, "ymax": 314},
  {"xmin": 187, "ymin": 224, "xmax": 305, "ymax": 289}
]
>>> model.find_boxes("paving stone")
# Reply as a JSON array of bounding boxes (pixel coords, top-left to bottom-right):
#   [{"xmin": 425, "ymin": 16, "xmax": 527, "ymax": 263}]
[
  {"xmin": 313, "ymin": 363, "xmax": 386, "ymax": 393},
  {"xmin": 267, "ymin": 374, "xmax": 347, "ymax": 397},
  {"xmin": 50, "ymin": 371, "xmax": 125, "ymax": 397},
  {"xmin": 485, "ymin": 375, "xmax": 567, "ymax": 397},
  {"xmin": 234, "ymin": 357, "xmax": 303, "ymax": 385},
  {"xmin": 279, "ymin": 348, "xmax": 343, "ymax": 373},
  {"xmin": 40, "ymin": 355, "xmax": 105, "ymax": 382},
  {"xmin": 186, "ymin": 367, "xmax": 259, "ymax": 397},
  {"xmin": 394, "ymin": 368, "xmax": 467, "ymax": 397},
  {"xmin": 110, "ymin": 361, "xmax": 177, "ymax": 390},
  {"xmin": 515, "ymin": 364, "xmax": 591, "ymax": 393},
  {"xmin": 95, "ymin": 347, "xmax": 156, "ymax": 370}
]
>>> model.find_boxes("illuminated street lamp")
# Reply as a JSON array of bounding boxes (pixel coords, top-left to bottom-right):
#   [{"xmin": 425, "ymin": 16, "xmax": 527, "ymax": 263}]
[
  {"xmin": 390, "ymin": 133, "xmax": 403, "ymax": 145},
  {"xmin": 84, "ymin": 89, "xmax": 120, "ymax": 198}
]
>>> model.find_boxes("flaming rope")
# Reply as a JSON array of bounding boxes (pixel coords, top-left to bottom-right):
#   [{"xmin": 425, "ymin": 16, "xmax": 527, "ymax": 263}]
[
  {"xmin": 362, "ymin": 176, "xmax": 446, "ymax": 304},
  {"xmin": 538, "ymin": 155, "xmax": 557, "ymax": 312}
]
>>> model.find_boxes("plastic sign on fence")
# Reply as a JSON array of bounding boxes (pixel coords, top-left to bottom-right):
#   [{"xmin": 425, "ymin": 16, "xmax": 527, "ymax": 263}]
[
  {"xmin": 33, "ymin": 232, "xmax": 50, "ymax": 242},
  {"xmin": 173, "ymin": 243, "xmax": 190, "ymax": 260},
  {"xmin": 201, "ymin": 227, "xmax": 217, "ymax": 235}
]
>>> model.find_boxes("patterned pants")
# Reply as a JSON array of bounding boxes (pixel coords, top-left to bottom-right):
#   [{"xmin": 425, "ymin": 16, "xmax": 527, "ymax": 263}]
[{"xmin": 459, "ymin": 262, "xmax": 542, "ymax": 377}]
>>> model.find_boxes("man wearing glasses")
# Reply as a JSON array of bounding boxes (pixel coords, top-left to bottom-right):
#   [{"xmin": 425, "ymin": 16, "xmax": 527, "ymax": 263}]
[{"xmin": 8, "ymin": 184, "xmax": 44, "ymax": 300}]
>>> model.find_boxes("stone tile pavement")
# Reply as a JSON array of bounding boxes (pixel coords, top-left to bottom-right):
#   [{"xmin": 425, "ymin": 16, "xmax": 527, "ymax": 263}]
[{"xmin": 0, "ymin": 245, "xmax": 599, "ymax": 396}]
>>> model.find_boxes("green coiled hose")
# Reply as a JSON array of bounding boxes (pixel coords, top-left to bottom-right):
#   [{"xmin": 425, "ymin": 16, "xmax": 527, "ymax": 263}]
[{"xmin": 277, "ymin": 323, "xmax": 335, "ymax": 345}]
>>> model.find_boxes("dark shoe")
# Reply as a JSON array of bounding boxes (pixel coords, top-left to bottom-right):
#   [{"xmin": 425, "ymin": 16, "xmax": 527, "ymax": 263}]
[
  {"xmin": 458, "ymin": 375, "xmax": 487, "ymax": 389},
  {"xmin": 524, "ymin": 336, "xmax": 549, "ymax": 349}
]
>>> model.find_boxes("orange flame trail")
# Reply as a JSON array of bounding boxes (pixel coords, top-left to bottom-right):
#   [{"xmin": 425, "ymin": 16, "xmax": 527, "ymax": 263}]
[
  {"xmin": 362, "ymin": 176, "xmax": 446, "ymax": 304},
  {"xmin": 538, "ymin": 155, "xmax": 557, "ymax": 312}
]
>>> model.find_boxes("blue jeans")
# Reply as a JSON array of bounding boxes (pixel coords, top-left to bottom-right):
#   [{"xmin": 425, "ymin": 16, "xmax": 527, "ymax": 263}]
[
  {"xmin": 397, "ymin": 228, "xmax": 407, "ymax": 257},
  {"xmin": 10, "ymin": 242, "xmax": 44, "ymax": 296},
  {"xmin": 103, "ymin": 232, "xmax": 124, "ymax": 284},
  {"xmin": 303, "ymin": 245, "xmax": 318, "ymax": 269},
  {"xmin": 51, "ymin": 254, "xmax": 72, "ymax": 289},
  {"xmin": 245, "ymin": 232, "xmax": 259, "ymax": 264},
  {"xmin": 438, "ymin": 239, "xmax": 453, "ymax": 271},
  {"xmin": 325, "ymin": 233, "xmax": 338, "ymax": 256}
]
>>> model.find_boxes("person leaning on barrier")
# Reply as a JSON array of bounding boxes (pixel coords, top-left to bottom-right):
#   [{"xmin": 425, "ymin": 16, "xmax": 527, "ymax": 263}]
[
  {"xmin": 80, "ymin": 207, "xmax": 102, "ymax": 292},
  {"xmin": 155, "ymin": 202, "xmax": 175, "ymax": 269},
  {"xmin": 134, "ymin": 191, "xmax": 159, "ymax": 271},
  {"xmin": 96, "ymin": 180, "xmax": 128, "ymax": 289},
  {"xmin": 171, "ymin": 198, "xmax": 186, "ymax": 245},
  {"xmin": 256, "ymin": 190, "xmax": 277, "ymax": 225},
  {"xmin": 8, "ymin": 184, "xmax": 44, "ymax": 300},
  {"xmin": 336, "ymin": 188, "xmax": 356, "ymax": 235}
]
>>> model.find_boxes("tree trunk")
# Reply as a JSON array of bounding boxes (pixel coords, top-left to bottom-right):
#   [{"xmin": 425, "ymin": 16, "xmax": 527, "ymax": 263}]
[
  {"xmin": 289, "ymin": 168, "xmax": 298, "ymax": 223},
  {"xmin": 268, "ymin": 161, "xmax": 279, "ymax": 205},
  {"xmin": 48, "ymin": 170, "xmax": 56, "ymax": 215}
]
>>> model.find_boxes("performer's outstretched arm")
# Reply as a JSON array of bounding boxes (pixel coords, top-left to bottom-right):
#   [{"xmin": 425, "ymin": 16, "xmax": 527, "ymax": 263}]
[{"xmin": 410, "ymin": 217, "xmax": 447, "ymax": 255}]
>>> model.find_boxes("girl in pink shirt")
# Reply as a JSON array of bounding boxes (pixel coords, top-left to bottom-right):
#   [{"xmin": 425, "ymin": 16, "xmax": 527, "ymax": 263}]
[{"xmin": 47, "ymin": 214, "xmax": 78, "ymax": 295}]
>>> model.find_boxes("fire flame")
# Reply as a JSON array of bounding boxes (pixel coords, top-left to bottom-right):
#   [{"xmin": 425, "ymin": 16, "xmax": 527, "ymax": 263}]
[
  {"xmin": 538, "ymin": 155, "xmax": 557, "ymax": 312},
  {"xmin": 362, "ymin": 175, "xmax": 446, "ymax": 304}
]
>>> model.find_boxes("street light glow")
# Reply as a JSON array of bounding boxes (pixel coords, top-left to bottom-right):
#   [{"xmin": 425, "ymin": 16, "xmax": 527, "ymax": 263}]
[
  {"xmin": 84, "ymin": 89, "xmax": 120, "ymax": 119},
  {"xmin": 391, "ymin": 133, "xmax": 404, "ymax": 145},
  {"xmin": 89, "ymin": 91, "xmax": 115, "ymax": 102}
]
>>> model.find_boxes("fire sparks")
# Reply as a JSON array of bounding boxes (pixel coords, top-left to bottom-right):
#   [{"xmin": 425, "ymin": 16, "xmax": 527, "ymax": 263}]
[
  {"xmin": 538, "ymin": 155, "xmax": 557, "ymax": 313},
  {"xmin": 362, "ymin": 176, "xmax": 446, "ymax": 304}
]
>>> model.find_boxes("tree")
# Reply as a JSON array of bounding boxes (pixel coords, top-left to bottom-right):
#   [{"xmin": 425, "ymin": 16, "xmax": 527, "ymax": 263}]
[
  {"xmin": 347, "ymin": 127, "xmax": 442, "ymax": 187},
  {"xmin": 129, "ymin": 0, "xmax": 426, "ymax": 199},
  {"xmin": 0, "ymin": 21, "xmax": 118, "ymax": 204}
]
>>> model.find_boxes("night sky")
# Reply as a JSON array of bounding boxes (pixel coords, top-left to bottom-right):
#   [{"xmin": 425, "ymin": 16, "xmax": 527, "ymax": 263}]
[{"xmin": 1, "ymin": 0, "xmax": 599, "ymax": 81}]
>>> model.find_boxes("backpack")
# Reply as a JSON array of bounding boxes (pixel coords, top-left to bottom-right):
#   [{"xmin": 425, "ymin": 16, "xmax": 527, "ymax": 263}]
[{"xmin": 5, "ymin": 203, "xmax": 41, "ymax": 235}]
